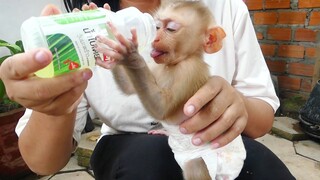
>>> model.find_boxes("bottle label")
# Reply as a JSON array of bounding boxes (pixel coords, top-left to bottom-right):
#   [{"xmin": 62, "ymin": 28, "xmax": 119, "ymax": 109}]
[{"xmin": 38, "ymin": 9, "xmax": 113, "ymax": 76}]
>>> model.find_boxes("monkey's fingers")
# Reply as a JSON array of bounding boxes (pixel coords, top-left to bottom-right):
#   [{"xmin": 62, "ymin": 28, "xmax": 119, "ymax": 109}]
[
  {"xmin": 96, "ymin": 35, "xmax": 126, "ymax": 56},
  {"xmin": 130, "ymin": 28, "xmax": 139, "ymax": 47},
  {"xmin": 148, "ymin": 129, "xmax": 169, "ymax": 136},
  {"xmin": 95, "ymin": 44, "xmax": 124, "ymax": 62},
  {"xmin": 96, "ymin": 60, "xmax": 117, "ymax": 69},
  {"xmin": 107, "ymin": 22, "xmax": 133, "ymax": 51}
]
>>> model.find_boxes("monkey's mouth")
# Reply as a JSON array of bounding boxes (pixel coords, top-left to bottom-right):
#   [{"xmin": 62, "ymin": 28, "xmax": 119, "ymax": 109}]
[{"xmin": 150, "ymin": 49, "xmax": 167, "ymax": 58}]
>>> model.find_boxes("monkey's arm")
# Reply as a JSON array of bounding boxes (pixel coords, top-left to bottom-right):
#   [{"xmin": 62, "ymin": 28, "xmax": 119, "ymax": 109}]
[
  {"xmin": 95, "ymin": 26, "xmax": 177, "ymax": 120},
  {"xmin": 111, "ymin": 65, "xmax": 136, "ymax": 95},
  {"xmin": 121, "ymin": 55, "xmax": 171, "ymax": 120}
]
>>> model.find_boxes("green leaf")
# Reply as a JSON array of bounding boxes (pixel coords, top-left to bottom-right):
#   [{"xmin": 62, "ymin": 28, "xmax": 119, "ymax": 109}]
[
  {"xmin": 0, "ymin": 40, "xmax": 22, "ymax": 55},
  {"xmin": 0, "ymin": 39, "xmax": 24, "ymax": 109},
  {"xmin": 15, "ymin": 40, "xmax": 24, "ymax": 52},
  {"xmin": 0, "ymin": 55, "xmax": 11, "ymax": 65},
  {"xmin": 0, "ymin": 80, "xmax": 5, "ymax": 100}
]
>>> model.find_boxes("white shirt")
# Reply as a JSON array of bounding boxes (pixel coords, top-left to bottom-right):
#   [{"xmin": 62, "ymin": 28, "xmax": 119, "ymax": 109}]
[{"xmin": 16, "ymin": 0, "xmax": 279, "ymax": 144}]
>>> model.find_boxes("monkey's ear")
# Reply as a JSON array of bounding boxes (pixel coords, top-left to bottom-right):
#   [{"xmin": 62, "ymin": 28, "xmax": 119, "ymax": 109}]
[{"xmin": 203, "ymin": 27, "xmax": 226, "ymax": 54}]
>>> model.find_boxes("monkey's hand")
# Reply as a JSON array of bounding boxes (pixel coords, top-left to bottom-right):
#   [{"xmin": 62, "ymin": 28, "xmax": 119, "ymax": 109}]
[{"xmin": 95, "ymin": 22, "xmax": 147, "ymax": 69}]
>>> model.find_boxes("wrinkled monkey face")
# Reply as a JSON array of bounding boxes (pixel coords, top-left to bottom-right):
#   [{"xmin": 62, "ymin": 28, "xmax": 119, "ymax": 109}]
[
  {"xmin": 150, "ymin": 8, "xmax": 205, "ymax": 66},
  {"xmin": 150, "ymin": 19, "xmax": 182, "ymax": 65}
]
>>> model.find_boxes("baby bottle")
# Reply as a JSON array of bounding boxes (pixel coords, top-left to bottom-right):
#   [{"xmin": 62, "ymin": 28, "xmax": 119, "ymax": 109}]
[{"xmin": 20, "ymin": 7, "xmax": 156, "ymax": 78}]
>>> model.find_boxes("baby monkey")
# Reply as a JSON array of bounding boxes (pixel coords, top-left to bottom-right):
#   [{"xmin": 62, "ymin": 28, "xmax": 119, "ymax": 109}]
[{"xmin": 96, "ymin": 1, "xmax": 246, "ymax": 180}]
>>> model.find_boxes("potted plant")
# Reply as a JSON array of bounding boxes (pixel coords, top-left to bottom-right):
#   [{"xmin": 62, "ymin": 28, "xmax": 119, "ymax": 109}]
[
  {"xmin": 0, "ymin": 40, "xmax": 24, "ymax": 112},
  {"xmin": 0, "ymin": 39, "xmax": 32, "ymax": 179}
]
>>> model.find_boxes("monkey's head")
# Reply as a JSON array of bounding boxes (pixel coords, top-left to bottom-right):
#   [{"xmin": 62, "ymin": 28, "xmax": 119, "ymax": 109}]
[{"xmin": 150, "ymin": 1, "xmax": 226, "ymax": 65}]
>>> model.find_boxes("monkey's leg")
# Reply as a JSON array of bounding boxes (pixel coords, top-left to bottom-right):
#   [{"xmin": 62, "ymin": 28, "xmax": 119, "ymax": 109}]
[{"xmin": 183, "ymin": 157, "xmax": 211, "ymax": 180}]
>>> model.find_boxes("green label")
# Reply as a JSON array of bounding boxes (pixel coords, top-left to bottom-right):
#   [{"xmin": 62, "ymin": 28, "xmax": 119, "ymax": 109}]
[
  {"xmin": 46, "ymin": 33, "xmax": 81, "ymax": 76},
  {"xmin": 52, "ymin": 10, "xmax": 106, "ymax": 25}
]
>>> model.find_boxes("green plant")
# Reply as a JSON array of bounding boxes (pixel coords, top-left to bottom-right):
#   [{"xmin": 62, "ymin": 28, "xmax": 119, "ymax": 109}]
[{"xmin": 0, "ymin": 39, "xmax": 24, "ymax": 113}]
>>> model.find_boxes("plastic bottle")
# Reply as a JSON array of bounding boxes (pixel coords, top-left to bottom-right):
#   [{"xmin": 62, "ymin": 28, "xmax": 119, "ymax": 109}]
[{"xmin": 20, "ymin": 7, "xmax": 156, "ymax": 78}]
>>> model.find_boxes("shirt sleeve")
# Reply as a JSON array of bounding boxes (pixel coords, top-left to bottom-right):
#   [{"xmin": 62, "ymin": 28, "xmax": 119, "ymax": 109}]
[
  {"xmin": 74, "ymin": 95, "xmax": 89, "ymax": 144},
  {"xmin": 15, "ymin": 108, "xmax": 32, "ymax": 137},
  {"xmin": 231, "ymin": 1, "xmax": 280, "ymax": 112}
]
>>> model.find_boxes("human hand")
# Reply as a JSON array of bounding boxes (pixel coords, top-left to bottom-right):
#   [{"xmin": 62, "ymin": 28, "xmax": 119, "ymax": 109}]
[
  {"xmin": 179, "ymin": 76, "xmax": 248, "ymax": 148},
  {"xmin": 0, "ymin": 5, "xmax": 93, "ymax": 116},
  {"xmin": 72, "ymin": 2, "xmax": 111, "ymax": 12},
  {"xmin": 0, "ymin": 48, "xmax": 92, "ymax": 115}
]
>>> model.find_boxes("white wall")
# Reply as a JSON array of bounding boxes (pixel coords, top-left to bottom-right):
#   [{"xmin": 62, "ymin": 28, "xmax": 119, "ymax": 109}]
[{"xmin": 0, "ymin": 0, "xmax": 66, "ymax": 56}]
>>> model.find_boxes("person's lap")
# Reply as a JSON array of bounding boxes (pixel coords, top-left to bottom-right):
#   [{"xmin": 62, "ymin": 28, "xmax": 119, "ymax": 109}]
[{"xmin": 90, "ymin": 133, "xmax": 295, "ymax": 180}]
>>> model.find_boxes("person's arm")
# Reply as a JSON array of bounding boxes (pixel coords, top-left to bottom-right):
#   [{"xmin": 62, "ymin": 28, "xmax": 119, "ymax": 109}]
[
  {"xmin": 0, "ymin": 5, "xmax": 93, "ymax": 174},
  {"xmin": 18, "ymin": 110, "xmax": 77, "ymax": 175},
  {"xmin": 242, "ymin": 97, "xmax": 274, "ymax": 138},
  {"xmin": 3, "ymin": 48, "xmax": 92, "ymax": 174}
]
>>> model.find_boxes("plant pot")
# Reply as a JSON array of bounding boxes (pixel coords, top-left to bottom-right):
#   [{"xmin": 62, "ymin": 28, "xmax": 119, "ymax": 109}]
[
  {"xmin": 299, "ymin": 80, "xmax": 320, "ymax": 140},
  {"xmin": 0, "ymin": 107, "xmax": 33, "ymax": 179}
]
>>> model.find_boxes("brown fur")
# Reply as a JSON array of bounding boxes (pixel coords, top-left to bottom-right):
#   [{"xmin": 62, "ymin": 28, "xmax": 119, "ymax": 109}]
[
  {"xmin": 110, "ymin": 1, "xmax": 226, "ymax": 179},
  {"xmin": 184, "ymin": 157, "xmax": 211, "ymax": 180}
]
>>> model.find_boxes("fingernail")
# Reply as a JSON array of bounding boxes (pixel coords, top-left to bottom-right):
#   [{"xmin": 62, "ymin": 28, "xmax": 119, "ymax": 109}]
[
  {"xmin": 82, "ymin": 70, "xmax": 92, "ymax": 80},
  {"xmin": 192, "ymin": 138, "xmax": 202, "ymax": 146},
  {"xmin": 186, "ymin": 105, "xmax": 195, "ymax": 115},
  {"xmin": 35, "ymin": 50, "xmax": 49, "ymax": 64},
  {"xmin": 212, "ymin": 142, "xmax": 220, "ymax": 149},
  {"xmin": 180, "ymin": 127, "xmax": 187, "ymax": 134}
]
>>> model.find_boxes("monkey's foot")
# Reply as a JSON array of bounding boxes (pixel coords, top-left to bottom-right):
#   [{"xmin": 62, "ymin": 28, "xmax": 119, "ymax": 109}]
[{"xmin": 148, "ymin": 129, "xmax": 169, "ymax": 136}]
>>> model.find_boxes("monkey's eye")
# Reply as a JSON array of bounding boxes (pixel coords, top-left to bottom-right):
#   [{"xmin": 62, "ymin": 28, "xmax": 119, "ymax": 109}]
[
  {"xmin": 166, "ymin": 21, "xmax": 181, "ymax": 32},
  {"xmin": 155, "ymin": 20, "xmax": 163, "ymax": 30}
]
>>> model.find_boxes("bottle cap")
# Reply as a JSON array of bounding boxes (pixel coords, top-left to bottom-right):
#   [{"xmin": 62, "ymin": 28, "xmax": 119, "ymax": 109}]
[
  {"xmin": 115, "ymin": 7, "xmax": 156, "ymax": 47},
  {"xmin": 141, "ymin": 12, "xmax": 156, "ymax": 47}
]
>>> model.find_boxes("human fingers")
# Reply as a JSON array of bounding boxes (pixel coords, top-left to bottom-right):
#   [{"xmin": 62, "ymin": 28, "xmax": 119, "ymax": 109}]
[
  {"xmin": 183, "ymin": 77, "xmax": 221, "ymax": 117},
  {"xmin": 103, "ymin": 3, "xmax": 111, "ymax": 10},
  {"xmin": 0, "ymin": 48, "xmax": 52, "ymax": 80},
  {"xmin": 208, "ymin": 112, "xmax": 247, "ymax": 148},
  {"xmin": 192, "ymin": 98, "xmax": 247, "ymax": 148},
  {"xmin": 88, "ymin": 2, "xmax": 98, "ymax": 10},
  {"xmin": 13, "ymin": 69, "xmax": 92, "ymax": 101},
  {"xmin": 30, "ymin": 81, "xmax": 88, "ymax": 115},
  {"xmin": 180, "ymin": 77, "xmax": 223, "ymax": 133},
  {"xmin": 81, "ymin": 4, "xmax": 90, "ymax": 11},
  {"xmin": 72, "ymin": 8, "xmax": 80, "ymax": 12},
  {"xmin": 41, "ymin": 4, "xmax": 62, "ymax": 16},
  {"xmin": 7, "ymin": 69, "xmax": 92, "ymax": 110},
  {"xmin": 81, "ymin": 2, "xmax": 98, "ymax": 11}
]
